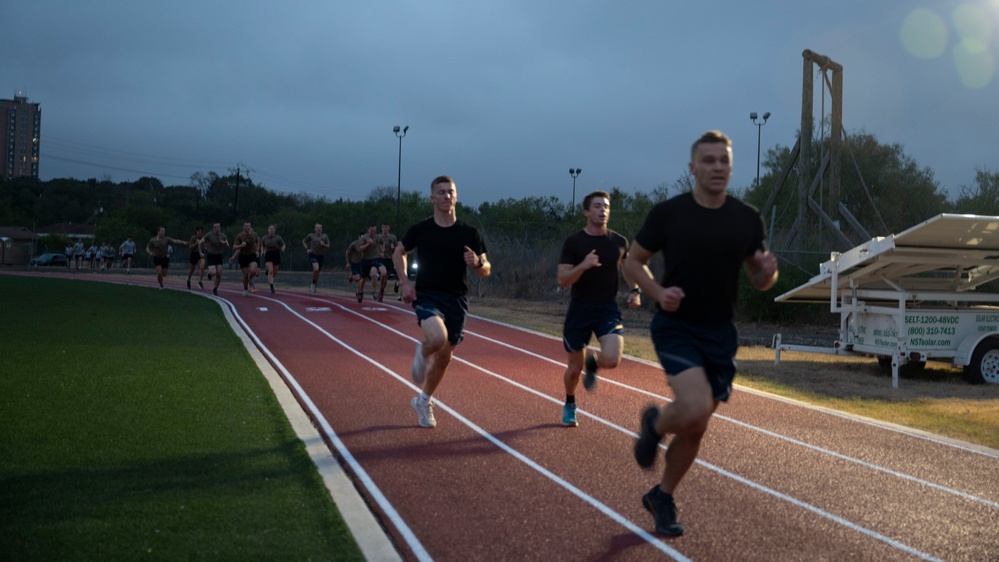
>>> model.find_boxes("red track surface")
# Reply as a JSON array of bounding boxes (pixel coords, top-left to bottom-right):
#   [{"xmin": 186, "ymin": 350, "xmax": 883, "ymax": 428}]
[{"xmin": 28, "ymin": 273, "xmax": 999, "ymax": 560}]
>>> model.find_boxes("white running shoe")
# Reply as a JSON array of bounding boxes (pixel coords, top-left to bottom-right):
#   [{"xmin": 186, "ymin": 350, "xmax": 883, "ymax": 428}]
[
  {"xmin": 310, "ymin": 283, "xmax": 317, "ymax": 294},
  {"xmin": 410, "ymin": 342, "xmax": 429, "ymax": 385},
  {"xmin": 242, "ymin": 289, "xmax": 249, "ymax": 296},
  {"xmin": 411, "ymin": 396, "xmax": 436, "ymax": 428}
]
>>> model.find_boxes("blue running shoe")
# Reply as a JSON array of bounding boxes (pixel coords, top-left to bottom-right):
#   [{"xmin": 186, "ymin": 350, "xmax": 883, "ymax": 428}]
[{"xmin": 562, "ymin": 402, "xmax": 578, "ymax": 427}]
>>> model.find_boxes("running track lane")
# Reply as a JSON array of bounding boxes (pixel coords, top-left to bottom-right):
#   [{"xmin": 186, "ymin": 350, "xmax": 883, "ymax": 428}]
[
  {"xmin": 221, "ymin": 286, "xmax": 997, "ymax": 562},
  {"xmin": 33, "ymin": 275, "xmax": 999, "ymax": 560}
]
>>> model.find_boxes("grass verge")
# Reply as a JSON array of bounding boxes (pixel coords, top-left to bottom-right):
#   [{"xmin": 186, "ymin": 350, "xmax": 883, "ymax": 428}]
[{"xmin": 0, "ymin": 276, "xmax": 364, "ymax": 561}]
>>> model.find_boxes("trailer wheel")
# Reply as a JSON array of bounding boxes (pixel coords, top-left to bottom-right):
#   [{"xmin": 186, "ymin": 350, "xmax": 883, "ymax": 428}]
[{"xmin": 964, "ymin": 338, "xmax": 999, "ymax": 385}]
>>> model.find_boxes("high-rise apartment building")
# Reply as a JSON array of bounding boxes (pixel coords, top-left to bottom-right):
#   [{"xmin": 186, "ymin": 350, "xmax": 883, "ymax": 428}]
[{"xmin": 2, "ymin": 91, "xmax": 41, "ymax": 180}]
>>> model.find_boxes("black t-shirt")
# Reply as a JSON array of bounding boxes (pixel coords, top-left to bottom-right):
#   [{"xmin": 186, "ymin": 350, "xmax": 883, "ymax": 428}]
[
  {"xmin": 559, "ymin": 229, "xmax": 628, "ymax": 302},
  {"xmin": 401, "ymin": 217, "xmax": 487, "ymax": 296},
  {"xmin": 634, "ymin": 192, "xmax": 765, "ymax": 324}
]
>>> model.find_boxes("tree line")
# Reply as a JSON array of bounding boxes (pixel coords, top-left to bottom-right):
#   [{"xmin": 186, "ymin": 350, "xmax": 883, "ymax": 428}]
[{"xmin": 2, "ymin": 129, "xmax": 996, "ymax": 321}]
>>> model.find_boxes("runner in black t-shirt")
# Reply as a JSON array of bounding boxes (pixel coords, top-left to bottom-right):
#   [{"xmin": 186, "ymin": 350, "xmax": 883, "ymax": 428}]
[
  {"xmin": 393, "ymin": 175, "xmax": 490, "ymax": 428},
  {"xmin": 623, "ymin": 130, "xmax": 778, "ymax": 537},
  {"xmin": 557, "ymin": 190, "xmax": 640, "ymax": 427}
]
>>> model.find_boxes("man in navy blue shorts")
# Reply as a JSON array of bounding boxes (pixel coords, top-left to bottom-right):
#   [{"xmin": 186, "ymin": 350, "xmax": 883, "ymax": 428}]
[
  {"xmin": 557, "ymin": 190, "xmax": 640, "ymax": 426},
  {"xmin": 624, "ymin": 130, "xmax": 778, "ymax": 537},
  {"xmin": 393, "ymin": 175, "xmax": 490, "ymax": 428}
]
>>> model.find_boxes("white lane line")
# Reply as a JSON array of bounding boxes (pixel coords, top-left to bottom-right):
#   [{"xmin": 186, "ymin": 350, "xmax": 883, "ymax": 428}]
[
  {"xmin": 222, "ymin": 297, "xmax": 434, "ymax": 562},
  {"xmin": 467, "ymin": 313, "xmax": 999, "ymax": 459},
  {"xmin": 296, "ymin": 296, "xmax": 945, "ymax": 561},
  {"xmin": 465, "ymin": 329, "xmax": 999, "ymax": 509},
  {"xmin": 250, "ymin": 294, "xmax": 691, "ymax": 561}
]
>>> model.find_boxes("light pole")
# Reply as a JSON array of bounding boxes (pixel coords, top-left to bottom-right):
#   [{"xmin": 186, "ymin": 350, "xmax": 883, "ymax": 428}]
[
  {"xmin": 750, "ymin": 112, "xmax": 770, "ymax": 189},
  {"xmin": 95, "ymin": 202, "xmax": 104, "ymax": 235},
  {"xmin": 393, "ymin": 125, "xmax": 409, "ymax": 226},
  {"xmin": 569, "ymin": 168, "xmax": 581, "ymax": 212}
]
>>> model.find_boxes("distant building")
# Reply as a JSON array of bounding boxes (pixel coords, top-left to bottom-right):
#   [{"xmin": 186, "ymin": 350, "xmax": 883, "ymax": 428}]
[
  {"xmin": 2, "ymin": 91, "xmax": 41, "ymax": 180},
  {"xmin": 0, "ymin": 226, "xmax": 37, "ymax": 265}
]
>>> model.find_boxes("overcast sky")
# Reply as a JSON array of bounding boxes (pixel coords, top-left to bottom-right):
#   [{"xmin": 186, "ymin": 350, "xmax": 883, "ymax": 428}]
[{"xmin": 3, "ymin": 1, "xmax": 997, "ymax": 207}]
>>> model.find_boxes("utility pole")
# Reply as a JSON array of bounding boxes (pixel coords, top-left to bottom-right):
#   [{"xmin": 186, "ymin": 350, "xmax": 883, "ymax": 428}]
[
  {"xmin": 393, "ymin": 126, "xmax": 409, "ymax": 227},
  {"xmin": 233, "ymin": 166, "xmax": 240, "ymax": 222}
]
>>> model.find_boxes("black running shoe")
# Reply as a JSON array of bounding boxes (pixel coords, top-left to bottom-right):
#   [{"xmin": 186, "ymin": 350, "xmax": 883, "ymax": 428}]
[
  {"xmin": 212, "ymin": 287, "xmax": 218, "ymax": 296},
  {"xmin": 186, "ymin": 279, "xmax": 191, "ymax": 290},
  {"xmin": 634, "ymin": 405, "xmax": 662, "ymax": 469},
  {"xmin": 642, "ymin": 486, "xmax": 684, "ymax": 536},
  {"xmin": 356, "ymin": 291, "xmax": 363, "ymax": 303},
  {"xmin": 198, "ymin": 281, "xmax": 204, "ymax": 289},
  {"xmin": 583, "ymin": 352, "xmax": 599, "ymax": 391}
]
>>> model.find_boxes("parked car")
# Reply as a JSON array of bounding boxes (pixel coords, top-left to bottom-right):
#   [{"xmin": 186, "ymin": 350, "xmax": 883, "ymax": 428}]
[{"xmin": 30, "ymin": 253, "xmax": 69, "ymax": 266}]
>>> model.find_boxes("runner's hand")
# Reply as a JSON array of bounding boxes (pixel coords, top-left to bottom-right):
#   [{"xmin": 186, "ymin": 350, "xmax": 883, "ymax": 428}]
[
  {"xmin": 657, "ymin": 286, "xmax": 685, "ymax": 312},
  {"xmin": 582, "ymin": 249, "xmax": 601, "ymax": 269},
  {"xmin": 626, "ymin": 291, "xmax": 641, "ymax": 309},
  {"xmin": 463, "ymin": 246, "xmax": 479, "ymax": 267},
  {"xmin": 401, "ymin": 282, "xmax": 417, "ymax": 304}
]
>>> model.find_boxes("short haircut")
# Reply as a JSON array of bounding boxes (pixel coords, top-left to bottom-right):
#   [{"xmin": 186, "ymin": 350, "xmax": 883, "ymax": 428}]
[
  {"xmin": 690, "ymin": 130, "xmax": 732, "ymax": 160},
  {"xmin": 582, "ymin": 190, "xmax": 611, "ymax": 211},
  {"xmin": 430, "ymin": 175, "xmax": 455, "ymax": 191}
]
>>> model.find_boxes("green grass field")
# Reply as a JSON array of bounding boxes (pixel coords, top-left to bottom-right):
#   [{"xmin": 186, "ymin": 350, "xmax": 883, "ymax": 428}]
[{"xmin": 0, "ymin": 275, "xmax": 364, "ymax": 561}]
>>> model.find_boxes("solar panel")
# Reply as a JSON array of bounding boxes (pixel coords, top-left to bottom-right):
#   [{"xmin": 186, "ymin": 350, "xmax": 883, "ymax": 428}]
[{"xmin": 775, "ymin": 214, "xmax": 999, "ymax": 304}]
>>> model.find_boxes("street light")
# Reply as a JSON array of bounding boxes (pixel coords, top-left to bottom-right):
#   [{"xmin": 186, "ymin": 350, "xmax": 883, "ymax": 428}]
[
  {"xmin": 750, "ymin": 112, "xmax": 771, "ymax": 189},
  {"xmin": 95, "ymin": 203, "xmax": 104, "ymax": 235},
  {"xmin": 569, "ymin": 168, "xmax": 581, "ymax": 212},
  {"xmin": 393, "ymin": 125, "xmax": 409, "ymax": 226}
]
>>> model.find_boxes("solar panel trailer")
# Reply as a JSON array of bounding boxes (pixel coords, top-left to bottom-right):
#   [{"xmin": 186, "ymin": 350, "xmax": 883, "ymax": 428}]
[{"xmin": 771, "ymin": 213, "xmax": 999, "ymax": 387}]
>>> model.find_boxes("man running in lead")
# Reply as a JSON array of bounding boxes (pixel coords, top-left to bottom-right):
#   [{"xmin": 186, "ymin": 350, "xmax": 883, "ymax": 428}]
[
  {"xmin": 557, "ymin": 190, "xmax": 640, "ymax": 426},
  {"xmin": 624, "ymin": 130, "xmax": 778, "ymax": 537},
  {"xmin": 393, "ymin": 175, "xmax": 490, "ymax": 428}
]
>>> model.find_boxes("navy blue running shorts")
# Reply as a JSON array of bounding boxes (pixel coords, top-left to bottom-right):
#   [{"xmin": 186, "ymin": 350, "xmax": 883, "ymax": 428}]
[
  {"xmin": 562, "ymin": 300, "xmax": 624, "ymax": 353},
  {"xmin": 650, "ymin": 311, "xmax": 738, "ymax": 402},
  {"xmin": 413, "ymin": 290, "xmax": 469, "ymax": 347}
]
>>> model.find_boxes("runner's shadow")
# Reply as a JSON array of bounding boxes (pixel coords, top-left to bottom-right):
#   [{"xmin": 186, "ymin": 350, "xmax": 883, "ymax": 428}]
[
  {"xmin": 588, "ymin": 532, "xmax": 675, "ymax": 561},
  {"xmin": 336, "ymin": 423, "xmax": 569, "ymax": 462}
]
